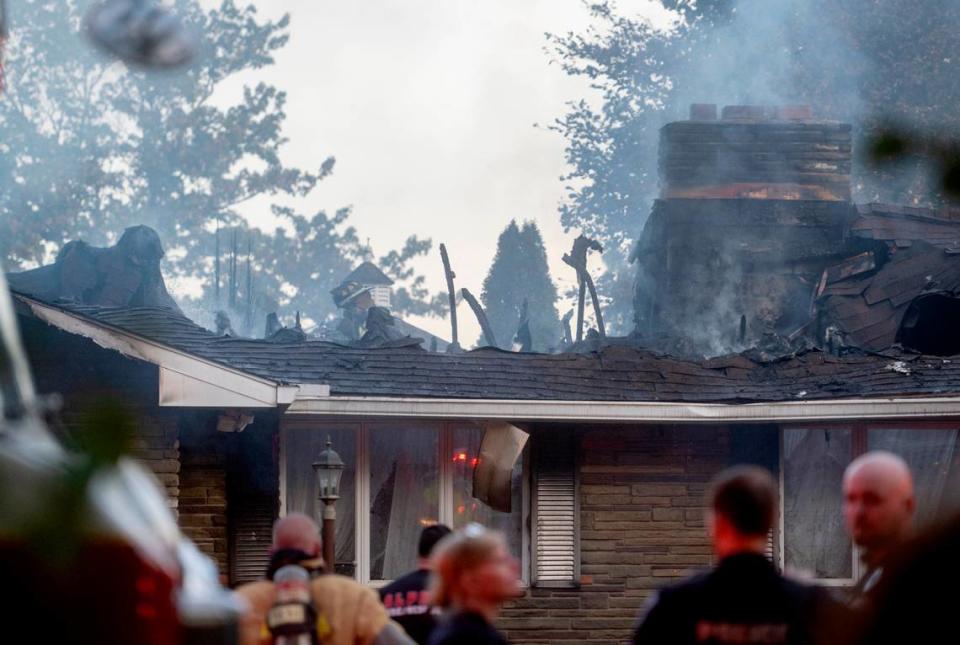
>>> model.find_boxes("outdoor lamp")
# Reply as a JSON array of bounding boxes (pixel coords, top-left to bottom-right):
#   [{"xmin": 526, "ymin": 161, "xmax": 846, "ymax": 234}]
[
  {"xmin": 312, "ymin": 437, "xmax": 345, "ymax": 571},
  {"xmin": 313, "ymin": 437, "xmax": 344, "ymax": 501}
]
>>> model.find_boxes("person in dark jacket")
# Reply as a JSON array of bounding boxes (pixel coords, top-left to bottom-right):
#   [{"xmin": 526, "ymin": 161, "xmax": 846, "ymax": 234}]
[
  {"xmin": 853, "ymin": 512, "xmax": 960, "ymax": 645},
  {"xmin": 633, "ymin": 466, "xmax": 839, "ymax": 645},
  {"xmin": 841, "ymin": 451, "xmax": 915, "ymax": 608},
  {"xmin": 379, "ymin": 523, "xmax": 452, "ymax": 644},
  {"xmin": 427, "ymin": 524, "xmax": 521, "ymax": 645}
]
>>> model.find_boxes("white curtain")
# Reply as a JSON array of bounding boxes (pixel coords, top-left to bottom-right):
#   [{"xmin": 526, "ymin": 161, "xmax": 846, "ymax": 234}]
[
  {"xmin": 868, "ymin": 429, "xmax": 959, "ymax": 528},
  {"xmin": 369, "ymin": 426, "xmax": 438, "ymax": 580},
  {"xmin": 783, "ymin": 428, "xmax": 852, "ymax": 579}
]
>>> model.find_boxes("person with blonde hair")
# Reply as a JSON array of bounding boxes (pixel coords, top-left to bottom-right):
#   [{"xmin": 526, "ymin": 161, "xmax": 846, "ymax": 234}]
[{"xmin": 427, "ymin": 524, "xmax": 521, "ymax": 645}]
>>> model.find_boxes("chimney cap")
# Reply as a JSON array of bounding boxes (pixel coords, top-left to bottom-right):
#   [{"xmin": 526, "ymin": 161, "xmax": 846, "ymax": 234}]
[
  {"xmin": 715, "ymin": 104, "xmax": 814, "ymax": 122},
  {"xmin": 689, "ymin": 103, "xmax": 717, "ymax": 121}
]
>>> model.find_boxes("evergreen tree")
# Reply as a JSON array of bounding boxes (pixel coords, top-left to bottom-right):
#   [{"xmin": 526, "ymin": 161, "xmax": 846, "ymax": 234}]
[{"xmin": 481, "ymin": 221, "xmax": 560, "ymax": 352}]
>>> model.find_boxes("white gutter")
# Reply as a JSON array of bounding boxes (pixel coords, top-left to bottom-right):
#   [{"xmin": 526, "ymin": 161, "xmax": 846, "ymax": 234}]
[
  {"xmin": 286, "ymin": 395, "xmax": 960, "ymax": 423},
  {"xmin": 18, "ymin": 295, "xmax": 330, "ymax": 408}
]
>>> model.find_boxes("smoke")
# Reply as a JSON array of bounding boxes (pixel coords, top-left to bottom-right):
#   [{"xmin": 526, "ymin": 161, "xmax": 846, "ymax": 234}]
[
  {"xmin": 636, "ymin": 0, "xmax": 960, "ymax": 205},
  {"xmin": 662, "ymin": 0, "xmax": 865, "ymax": 122},
  {"xmin": 553, "ymin": 0, "xmax": 960, "ymax": 355}
]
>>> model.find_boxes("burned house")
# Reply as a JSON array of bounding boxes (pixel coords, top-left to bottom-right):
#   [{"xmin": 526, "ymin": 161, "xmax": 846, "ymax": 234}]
[
  {"xmin": 633, "ymin": 104, "xmax": 960, "ymax": 358},
  {"xmin": 8, "ymin": 105, "xmax": 960, "ymax": 645},
  {"xmin": 10, "ymin": 292, "xmax": 960, "ymax": 643}
]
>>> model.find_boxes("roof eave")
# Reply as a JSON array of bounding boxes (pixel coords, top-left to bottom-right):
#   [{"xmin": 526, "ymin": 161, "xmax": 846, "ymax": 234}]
[
  {"xmin": 15, "ymin": 294, "xmax": 318, "ymax": 408},
  {"xmin": 285, "ymin": 394, "xmax": 960, "ymax": 424}
]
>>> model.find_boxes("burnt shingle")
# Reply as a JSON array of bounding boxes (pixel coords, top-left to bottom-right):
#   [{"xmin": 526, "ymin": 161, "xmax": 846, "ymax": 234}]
[{"xmin": 15, "ymin": 292, "xmax": 960, "ymax": 404}]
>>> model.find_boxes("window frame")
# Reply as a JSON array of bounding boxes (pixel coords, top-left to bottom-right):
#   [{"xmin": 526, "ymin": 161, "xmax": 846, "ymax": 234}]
[
  {"xmin": 778, "ymin": 421, "xmax": 959, "ymax": 586},
  {"xmin": 280, "ymin": 418, "xmax": 530, "ymax": 586}
]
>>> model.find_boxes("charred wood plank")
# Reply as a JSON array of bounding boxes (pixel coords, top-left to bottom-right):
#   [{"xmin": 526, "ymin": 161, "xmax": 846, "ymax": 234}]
[
  {"xmin": 461, "ymin": 287, "xmax": 498, "ymax": 348},
  {"xmin": 439, "ymin": 243, "xmax": 459, "ymax": 350}
]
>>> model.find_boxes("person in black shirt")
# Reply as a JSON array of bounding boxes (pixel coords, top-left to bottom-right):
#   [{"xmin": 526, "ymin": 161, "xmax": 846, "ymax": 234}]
[
  {"xmin": 427, "ymin": 523, "xmax": 521, "ymax": 645},
  {"xmin": 841, "ymin": 451, "xmax": 915, "ymax": 608},
  {"xmin": 379, "ymin": 523, "xmax": 452, "ymax": 644},
  {"xmin": 633, "ymin": 466, "xmax": 839, "ymax": 645},
  {"xmin": 853, "ymin": 513, "xmax": 960, "ymax": 645}
]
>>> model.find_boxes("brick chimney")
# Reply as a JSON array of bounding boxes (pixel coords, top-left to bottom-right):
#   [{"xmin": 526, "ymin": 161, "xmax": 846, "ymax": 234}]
[{"xmin": 659, "ymin": 104, "xmax": 852, "ymax": 201}]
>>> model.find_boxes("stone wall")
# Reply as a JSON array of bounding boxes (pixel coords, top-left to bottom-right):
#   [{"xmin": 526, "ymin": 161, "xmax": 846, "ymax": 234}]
[
  {"xmin": 500, "ymin": 426, "xmax": 730, "ymax": 644},
  {"xmin": 129, "ymin": 412, "xmax": 181, "ymax": 511},
  {"xmin": 179, "ymin": 420, "xmax": 229, "ymax": 576},
  {"xmin": 18, "ymin": 315, "xmax": 233, "ymax": 574}
]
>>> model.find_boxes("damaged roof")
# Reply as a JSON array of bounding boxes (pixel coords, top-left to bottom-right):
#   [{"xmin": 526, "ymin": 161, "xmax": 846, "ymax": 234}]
[
  {"xmin": 818, "ymin": 204, "xmax": 960, "ymax": 350},
  {"xmin": 13, "ymin": 292, "xmax": 960, "ymax": 404},
  {"xmin": 852, "ymin": 203, "xmax": 960, "ymax": 250}
]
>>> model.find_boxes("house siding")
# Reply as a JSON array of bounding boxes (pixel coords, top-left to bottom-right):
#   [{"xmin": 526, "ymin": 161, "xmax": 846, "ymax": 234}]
[
  {"xmin": 179, "ymin": 414, "xmax": 230, "ymax": 575},
  {"xmin": 500, "ymin": 426, "xmax": 729, "ymax": 644},
  {"xmin": 130, "ymin": 413, "xmax": 182, "ymax": 510}
]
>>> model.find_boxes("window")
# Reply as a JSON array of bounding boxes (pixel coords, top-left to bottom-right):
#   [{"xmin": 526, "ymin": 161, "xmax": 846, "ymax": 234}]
[
  {"xmin": 282, "ymin": 424, "xmax": 358, "ymax": 576},
  {"xmin": 369, "ymin": 424, "xmax": 439, "ymax": 580},
  {"xmin": 781, "ymin": 427, "xmax": 853, "ymax": 581},
  {"xmin": 780, "ymin": 425, "xmax": 960, "ymax": 584},
  {"xmin": 282, "ymin": 420, "xmax": 527, "ymax": 584},
  {"xmin": 450, "ymin": 425, "xmax": 524, "ymax": 558},
  {"xmin": 867, "ymin": 428, "xmax": 960, "ymax": 525}
]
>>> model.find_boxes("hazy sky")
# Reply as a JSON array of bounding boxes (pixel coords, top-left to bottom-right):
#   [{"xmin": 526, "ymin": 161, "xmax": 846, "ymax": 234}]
[{"xmin": 225, "ymin": 0, "xmax": 673, "ymax": 343}]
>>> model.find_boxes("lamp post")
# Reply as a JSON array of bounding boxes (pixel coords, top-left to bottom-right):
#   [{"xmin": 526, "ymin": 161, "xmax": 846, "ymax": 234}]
[{"xmin": 312, "ymin": 437, "xmax": 344, "ymax": 573}]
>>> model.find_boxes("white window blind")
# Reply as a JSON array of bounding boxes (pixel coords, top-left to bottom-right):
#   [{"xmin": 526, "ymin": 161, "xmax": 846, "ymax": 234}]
[{"xmin": 532, "ymin": 439, "xmax": 579, "ymax": 587}]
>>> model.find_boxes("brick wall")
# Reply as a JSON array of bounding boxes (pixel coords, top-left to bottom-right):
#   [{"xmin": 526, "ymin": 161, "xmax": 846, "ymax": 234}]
[
  {"xmin": 56, "ymin": 405, "xmax": 181, "ymax": 511},
  {"xmin": 129, "ymin": 412, "xmax": 181, "ymax": 511},
  {"xmin": 500, "ymin": 426, "xmax": 730, "ymax": 644},
  {"xmin": 179, "ymin": 415, "xmax": 229, "ymax": 576},
  {"xmin": 19, "ymin": 315, "xmax": 234, "ymax": 578}
]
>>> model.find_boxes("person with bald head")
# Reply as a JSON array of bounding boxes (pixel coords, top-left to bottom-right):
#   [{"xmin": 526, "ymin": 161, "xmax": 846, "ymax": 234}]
[
  {"xmin": 236, "ymin": 512, "xmax": 413, "ymax": 645},
  {"xmin": 842, "ymin": 451, "xmax": 916, "ymax": 602}
]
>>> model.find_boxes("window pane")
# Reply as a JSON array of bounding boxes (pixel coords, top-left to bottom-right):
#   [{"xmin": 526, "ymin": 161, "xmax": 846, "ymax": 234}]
[
  {"xmin": 783, "ymin": 428, "xmax": 852, "ymax": 579},
  {"xmin": 369, "ymin": 424, "xmax": 439, "ymax": 580},
  {"xmin": 284, "ymin": 425, "xmax": 357, "ymax": 576},
  {"xmin": 868, "ymin": 428, "xmax": 960, "ymax": 527},
  {"xmin": 451, "ymin": 426, "xmax": 524, "ymax": 558}
]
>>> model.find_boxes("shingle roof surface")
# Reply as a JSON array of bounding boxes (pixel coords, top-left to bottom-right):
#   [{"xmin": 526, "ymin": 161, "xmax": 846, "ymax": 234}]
[
  {"xmin": 805, "ymin": 204, "xmax": 960, "ymax": 349},
  {"xmin": 343, "ymin": 262, "xmax": 394, "ymax": 286},
  {"xmin": 853, "ymin": 203, "xmax": 960, "ymax": 249},
  {"xmin": 16, "ymin": 294, "xmax": 960, "ymax": 404}
]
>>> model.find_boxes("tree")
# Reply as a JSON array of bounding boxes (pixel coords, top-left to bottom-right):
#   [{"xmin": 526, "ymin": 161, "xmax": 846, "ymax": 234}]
[
  {"xmin": 375, "ymin": 235, "xmax": 448, "ymax": 319},
  {"xmin": 547, "ymin": 2, "xmax": 681, "ymax": 335},
  {"xmin": 481, "ymin": 221, "xmax": 560, "ymax": 352},
  {"xmin": 1, "ymin": 0, "xmax": 318, "ymax": 270},
  {"xmin": 1, "ymin": 0, "xmax": 442, "ymax": 331},
  {"xmin": 193, "ymin": 213, "xmax": 444, "ymax": 336}
]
